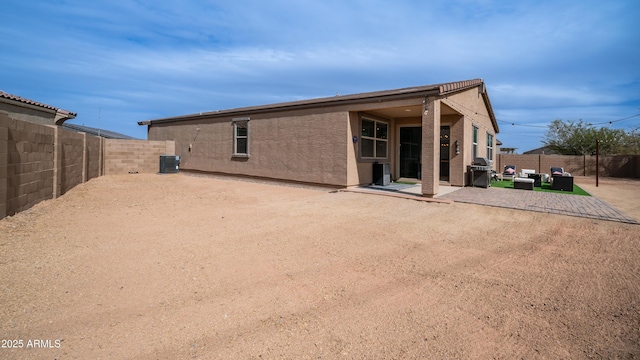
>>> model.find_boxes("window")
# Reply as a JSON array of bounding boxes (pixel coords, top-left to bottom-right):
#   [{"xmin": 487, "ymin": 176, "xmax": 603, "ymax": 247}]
[
  {"xmin": 233, "ymin": 117, "xmax": 249, "ymax": 156},
  {"xmin": 472, "ymin": 125, "xmax": 479, "ymax": 159},
  {"xmin": 486, "ymin": 132, "xmax": 494, "ymax": 161},
  {"xmin": 361, "ymin": 118, "xmax": 388, "ymax": 159}
]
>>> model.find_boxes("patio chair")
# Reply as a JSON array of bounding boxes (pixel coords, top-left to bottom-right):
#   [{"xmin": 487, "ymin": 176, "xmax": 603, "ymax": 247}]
[
  {"xmin": 550, "ymin": 166, "xmax": 573, "ymax": 191},
  {"xmin": 550, "ymin": 167, "xmax": 564, "ymax": 176},
  {"xmin": 550, "ymin": 167, "xmax": 564, "ymax": 184},
  {"xmin": 519, "ymin": 169, "xmax": 535, "ymax": 178},
  {"xmin": 502, "ymin": 165, "xmax": 516, "ymax": 180}
]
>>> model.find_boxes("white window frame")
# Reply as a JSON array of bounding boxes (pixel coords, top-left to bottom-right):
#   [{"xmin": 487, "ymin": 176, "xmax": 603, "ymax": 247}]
[
  {"xmin": 486, "ymin": 132, "xmax": 494, "ymax": 161},
  {"xmin": 472, "ymin": 125, "xmax": 479, "ymax": 159},
  {"xmin": 360, "ymin": 116, "xmax": 389, "ymax": 160},
  {"xmin": 232, "ymin": 117, "xmax": 250, "ymax": 157}
]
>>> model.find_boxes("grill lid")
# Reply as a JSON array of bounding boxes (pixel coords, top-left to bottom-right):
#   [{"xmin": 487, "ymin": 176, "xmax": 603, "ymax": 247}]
[{"xmin": 473, "ymin": 157, "xmax": 492, "ymax": 167}]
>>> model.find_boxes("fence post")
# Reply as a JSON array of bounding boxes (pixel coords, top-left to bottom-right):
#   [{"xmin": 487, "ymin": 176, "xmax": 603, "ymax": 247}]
[
  {"xmin": 538, "ymin": 154, "xmax": 541, "ymax": 173},
  {"xmin": 82, "ymin": 132, "xmax": 87, "ymax": 183},
  {"xmin": 596, "ymin": 140, "xmax": 599, "ymax": 187},
  {"xmin": 52, "ymin": 126, "xmax": 60, "ymax": 199}
]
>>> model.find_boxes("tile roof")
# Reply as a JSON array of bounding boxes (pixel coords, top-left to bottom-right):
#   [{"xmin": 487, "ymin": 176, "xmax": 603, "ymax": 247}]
[
  {"xmin": 0, "ymin": 90, "xmax": 77, "ymax": 117},
  {"xmin": 438, "ymin": 79, "xmax": 484, "ymax": 94}
]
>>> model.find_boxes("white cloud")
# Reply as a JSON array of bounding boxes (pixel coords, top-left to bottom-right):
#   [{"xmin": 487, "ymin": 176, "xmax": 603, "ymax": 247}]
[
  {"xmin": 0, "ymin": 0, "xmax": 638, "ymax": 143},
  {"xmin": 490, "ymin": 84, "xmax": 625, "ymax": 109}
]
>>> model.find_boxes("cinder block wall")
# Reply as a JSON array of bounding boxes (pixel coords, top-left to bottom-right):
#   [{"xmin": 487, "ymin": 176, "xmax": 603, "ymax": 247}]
[
  {"xmin": 0, "ymin": 118, "xmax": 9, "ymax": 217},
  {"xmin": 57, "ymin": 129, "xmax": 86, "ymax": 196},
  {"xmin": 498, "ymin": 154, "xmax": 640, "ymax": 178},
  {"xmin": 1, "ymin": 115, "xmax": 176, "ymax": 220},
  {"xmin": 0, "ymin": 114, "xmax": 56, "ymax": 218},
  {"xmin": 86, "ymin": 135, "xmax": 102, "ymax": 181},
  {"xmin": 541, "ymin": 155, "xmax": 586, "ymax": 176},
  {"xmin": 498, "ymin": 154, "xmax": 540, "ymax": 173},
  {"xmin": 104, "ymin": 139, "xmax": 175, "ymax": 175}
]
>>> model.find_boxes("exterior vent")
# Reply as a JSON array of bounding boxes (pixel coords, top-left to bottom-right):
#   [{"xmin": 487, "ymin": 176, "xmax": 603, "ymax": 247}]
[{"xmin": 159, "ymin": 155, "xmax": 180, "ymax": 174}]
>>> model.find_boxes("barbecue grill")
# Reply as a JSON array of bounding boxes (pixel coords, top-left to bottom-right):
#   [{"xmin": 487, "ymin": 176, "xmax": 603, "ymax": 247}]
[{"xmin": 468, "ymin": 157, "xmax": 493, "ymax": 188}]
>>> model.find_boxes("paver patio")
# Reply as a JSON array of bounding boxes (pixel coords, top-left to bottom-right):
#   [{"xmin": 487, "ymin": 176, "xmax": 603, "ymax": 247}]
[
  {"xmin": 438, "ymin": 186, "xmax": 639, "ymax": 224},
  {"xmin": 356, "ymin": 184, "xmax": 639, "ymax": 224}
]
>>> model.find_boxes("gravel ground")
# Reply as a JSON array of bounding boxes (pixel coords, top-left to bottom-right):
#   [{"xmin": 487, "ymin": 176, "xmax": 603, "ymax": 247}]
[{"xmin": 1, "ymin": 173, "xmax": 639, "ymax": 359}]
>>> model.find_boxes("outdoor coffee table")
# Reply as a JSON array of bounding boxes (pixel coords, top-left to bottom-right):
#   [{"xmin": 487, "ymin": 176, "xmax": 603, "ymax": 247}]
[{"xmin": 527, "ymin": 173, "xmax": 542, "ymax": 187}]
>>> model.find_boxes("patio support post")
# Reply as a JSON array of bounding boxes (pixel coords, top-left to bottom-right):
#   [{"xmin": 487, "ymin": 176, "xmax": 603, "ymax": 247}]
[
  {"xmin": 596, "ymin": 139, "xmax": 599, "ymax": 187},
  {"xmin": 421, "ymin": 97, "xmax": 440, "ymax": 197}
]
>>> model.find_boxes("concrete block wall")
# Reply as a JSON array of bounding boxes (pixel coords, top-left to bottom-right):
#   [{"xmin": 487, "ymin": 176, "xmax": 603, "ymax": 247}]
[
  {"xmin": 57, "ymin": 129, "xmax": 86, "ymax": 196},
  {"xmin": 86, "ymin": 135, "xmax": 102, "ymax": 181},
  {"xmin": 0, "ymin": 120, "xmax": 8, "ymax": 218},
  {"xmin": 585, "ymin": 155, "xmax": 639, "ymax": 177},
  {"xmin": 497, "ymin": 154, "xmax": 540, "ymax": 174},
  {"xmin": 497, "ymin": 154, "xmax": 640, "ymax": 178},
  {"xmin": 104, "ymin": 139, "xmax": 175, "ymax": 175},
  {"xmin": 0, "ymin": 113, "xmax": 56, "ymax": 218},
  {"xmin": 1, "ymin": 115, "xmax": 176, "ymax": 220},
  {"xmin": 540, "ymin": 155, "xmax": 586, "ymax": 176}
]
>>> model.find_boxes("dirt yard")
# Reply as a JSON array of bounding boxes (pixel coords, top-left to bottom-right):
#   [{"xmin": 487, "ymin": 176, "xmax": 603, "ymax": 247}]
[{"xmin": 1, "ymin": 173, "xmax": 639, "ymax": 359}]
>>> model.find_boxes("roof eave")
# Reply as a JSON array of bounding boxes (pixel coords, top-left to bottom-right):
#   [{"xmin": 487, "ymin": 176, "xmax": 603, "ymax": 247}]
[
  {"xmin": 481, "ymin": 90, "xmax": 499, "ymax": 133},
  {"xmin": 54, "ymin": 110, "xmax": 77, "ymax": 125},
  {"xmin": 140, "ymin": 85, "xmax": 443, "ymax": 126},
  {"xmin": 138, "ymin": 78, "xmax": 496, "ymax": 128},
  {"xmin": 437, "ymin": 80, "xmax": 499, "ymax": 133},
  {"xmin": 0, "ymin": 92, "xmax": 77, "ymax": 122}
]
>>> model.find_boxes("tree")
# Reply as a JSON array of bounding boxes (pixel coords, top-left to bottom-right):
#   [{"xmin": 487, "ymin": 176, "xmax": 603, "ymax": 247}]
[{"xmin": 543, "ymin": 119, "xmax": 640, "ymax": 155}]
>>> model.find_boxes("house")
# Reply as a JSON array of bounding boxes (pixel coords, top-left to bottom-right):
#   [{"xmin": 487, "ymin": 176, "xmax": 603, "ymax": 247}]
[
  {"xmin": 523, "ymin": 145, "xmax": 556, "ymax": 155},
  {"xmin": 138, "ymin": 79, "xmax": 499, "ymax": 197},
  {"xmin": 500, "ymin": 147, "xmax": 518, "ymax": 154},
  {"xmin": 0, "ymin": 90, "xmax": 76, "ymax": 125}
]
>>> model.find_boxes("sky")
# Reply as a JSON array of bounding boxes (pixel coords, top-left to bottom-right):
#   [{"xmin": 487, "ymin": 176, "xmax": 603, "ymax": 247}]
[{"xmin": 1, "ymin": 0, "xmax": 639, "ymax": 152}]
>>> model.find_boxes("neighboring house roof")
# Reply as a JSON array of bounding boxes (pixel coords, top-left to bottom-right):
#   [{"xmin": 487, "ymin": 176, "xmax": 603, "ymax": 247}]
[
  {"xmin": 524, "ymin": 145, "xmax": 556, "ymax": 155},
  {"xmin": 62, "ymin": 123, "xmax": 137, "ymax": 139},
  {"xmin": 0, "ymin": 90, "xmax": 77, "ymax": 124},
  {"xmin": 500, "ymin": 147, "xmax": 518, "ymax": 154},
  {"xmin": 496, "ymin": 139, "xmax": 503, "ymax": 146},
  {"xmin": 139, "ymin": 79, "xmax": 498, "ymax": 132}
]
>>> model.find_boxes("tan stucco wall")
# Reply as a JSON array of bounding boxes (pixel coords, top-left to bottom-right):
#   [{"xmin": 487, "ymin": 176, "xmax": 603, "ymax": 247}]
[
  {"xmin": 421, "ymin": 98, "xmax": 441, "ymax": 196},
  {"xmin": 146, "ymin": 88, "xmax": 497, "ymax": 193},
  {"xmin": 346, "ymin": 112, "xmax": 362, "ymax": 186},
  {"xmin": 149, "ymin": 109, "xmax": 349, "ymax": 186},
  {"xmin": 0, "ymin": 102, "xmax": 57, "ymax": 126},
  {"xmin": 441, "ymin": 88, "xmax": 497, "ymax": 187},
  {"xmin": 442, "ymin": 114, "xmax": 465, "ymax": 187},
  {"xmin": 346, "ymin": 101, "xmax": 426, "ymax": 186},
  {"xmin": 347, "ymin": 112, "xmax": 400, "ymax": 186}
]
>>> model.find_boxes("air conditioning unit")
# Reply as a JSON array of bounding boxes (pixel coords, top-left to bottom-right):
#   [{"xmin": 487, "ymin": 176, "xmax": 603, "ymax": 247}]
[
  {"xmin": 372, "ymin": 163, "xmax": 391, "ymax": 186},
  {"xmin": 159, "ymin": 155, "xmax": 180, "ymax": 173}
]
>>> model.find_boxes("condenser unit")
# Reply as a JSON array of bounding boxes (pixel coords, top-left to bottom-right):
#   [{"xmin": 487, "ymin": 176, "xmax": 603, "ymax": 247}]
[{"xmin": 159, "ymin": 155, "xmax": 180, "ymax": 173}]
